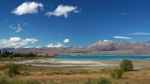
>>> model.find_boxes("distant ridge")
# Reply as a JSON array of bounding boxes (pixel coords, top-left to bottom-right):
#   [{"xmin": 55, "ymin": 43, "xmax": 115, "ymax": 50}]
[{"xmin": 4, "ymin": 41, "xmax": 150, "ymax": 55}]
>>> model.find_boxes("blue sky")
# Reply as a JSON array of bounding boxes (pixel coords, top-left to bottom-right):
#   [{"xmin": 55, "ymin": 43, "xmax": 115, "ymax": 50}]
[{"xmin": 1, "ymin": 0, "xmax": 150, "ymax": 48}]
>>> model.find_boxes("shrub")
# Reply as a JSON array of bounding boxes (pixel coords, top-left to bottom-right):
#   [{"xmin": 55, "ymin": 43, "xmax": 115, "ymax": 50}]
[
  {"xmin": 111, "ymin": 69, "xmax": 123, "ymax": 79},
  {"xmin": 120, "ymin": 59, "xmax": 133, "ymax": 72},
  {"xmin": 3, "ymin": 63, "xmax": 20, "ymax": 77}
]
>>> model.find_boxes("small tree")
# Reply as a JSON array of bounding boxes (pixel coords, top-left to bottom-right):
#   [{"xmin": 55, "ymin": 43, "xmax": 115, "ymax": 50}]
[
  {"xmin": 120, "ymin": 59, "xmax": 133, "ymax": 72},
  {"xmin": 111, "ymin": 69, "xmax": 123, "ymax": 79}
]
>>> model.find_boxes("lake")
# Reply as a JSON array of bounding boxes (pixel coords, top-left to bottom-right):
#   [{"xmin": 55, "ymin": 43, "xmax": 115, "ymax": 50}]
[{"xmin": 55, "ymin": 55, "xmax": 150, "ymax": 60}]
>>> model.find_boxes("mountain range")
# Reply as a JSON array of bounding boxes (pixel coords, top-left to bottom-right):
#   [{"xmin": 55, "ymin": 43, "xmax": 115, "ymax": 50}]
[{"xmin": 3, "ymin": 40, "xmax": 150, "ymax": 56}]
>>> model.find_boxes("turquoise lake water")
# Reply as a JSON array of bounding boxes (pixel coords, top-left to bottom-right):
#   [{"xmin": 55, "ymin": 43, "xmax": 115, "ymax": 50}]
[{"xmin": 55, "ymin": 55, "xmax": 150, "ymax": 60}]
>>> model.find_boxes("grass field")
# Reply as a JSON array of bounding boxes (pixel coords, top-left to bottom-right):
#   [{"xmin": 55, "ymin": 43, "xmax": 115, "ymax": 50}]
[{"xmin": 0, "ymin": 61, "xmax": 150, "ymax": 84}]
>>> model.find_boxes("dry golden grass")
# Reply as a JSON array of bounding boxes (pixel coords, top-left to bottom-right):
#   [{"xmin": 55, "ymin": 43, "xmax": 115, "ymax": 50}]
[
  {"xmin": 0, "ymin": 62, "xmax": 150, "ymax": 84},
  {"xmin": 0, "ymin": 65, "xmax": 148, "ymax": 84}
]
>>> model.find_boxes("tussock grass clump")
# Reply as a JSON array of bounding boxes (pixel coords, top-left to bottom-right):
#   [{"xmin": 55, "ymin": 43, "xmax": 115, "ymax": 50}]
[{"xmin": 111, "ymin": 69, "xmax": 123, "ymax": 79}]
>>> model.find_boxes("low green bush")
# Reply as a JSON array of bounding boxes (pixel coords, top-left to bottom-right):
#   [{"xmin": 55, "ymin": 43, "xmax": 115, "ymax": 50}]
[{"xmin": 111, "ymin": 69, "xmax": 123, "ymax": 79}]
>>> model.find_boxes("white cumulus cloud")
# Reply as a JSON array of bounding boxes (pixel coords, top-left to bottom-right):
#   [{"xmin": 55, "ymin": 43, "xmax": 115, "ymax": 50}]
[
  {"xmin": 46, "ymin": 5, "xmax": 78, "ymax": 18},
  {"xmin": 113, "ymin": 36, "xmax": 131, "ymax": 40},
  {"xmin": 46, "ymin": 43, "xmax": 64, "ymax": 48},
  {"xmin": 12, "ymin": 2, "xmax": 43, "ymax": 15},
  {"xmin": 0, "ymin": 37, "xmax": 38, "ymax": 48},
  {"xmin": 63, "ymin": 38, "xmax": 70, "ymax": 43}
]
